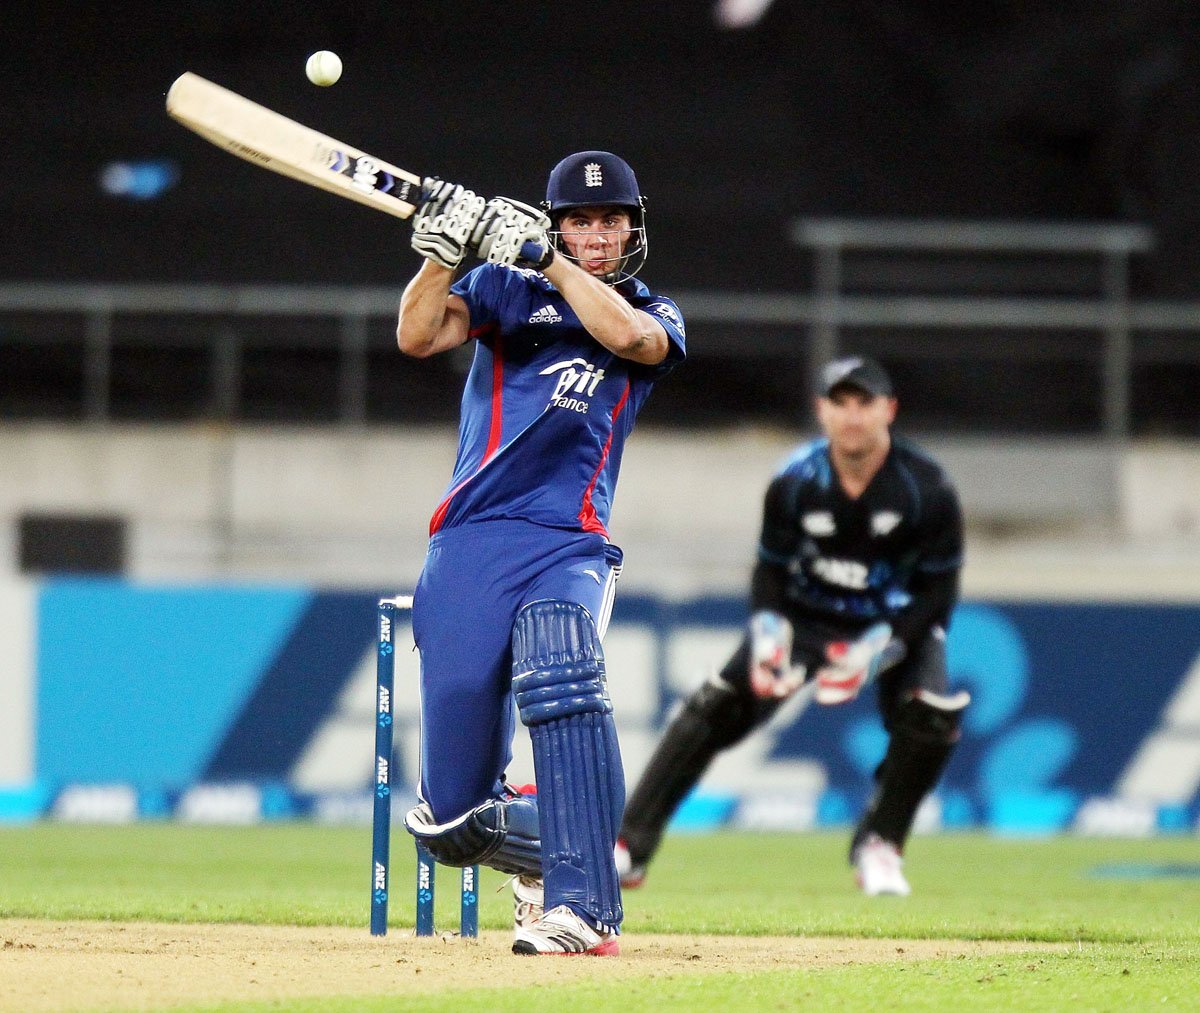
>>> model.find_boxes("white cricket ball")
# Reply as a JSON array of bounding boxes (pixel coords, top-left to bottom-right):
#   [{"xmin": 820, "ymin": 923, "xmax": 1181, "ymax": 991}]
[{"xmin": 305, "ymin": 50, "xmax": 343, "ymax": 87}]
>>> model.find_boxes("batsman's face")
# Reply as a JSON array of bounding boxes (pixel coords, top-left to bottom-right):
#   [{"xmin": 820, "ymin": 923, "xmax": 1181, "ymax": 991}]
[
  {"xmin": 817, "ymin": 388, "xmax": 897, "ymax": 458},
  {"xmin": 557, "ymin": 207, "xmax": 633, "ymax": 276}
]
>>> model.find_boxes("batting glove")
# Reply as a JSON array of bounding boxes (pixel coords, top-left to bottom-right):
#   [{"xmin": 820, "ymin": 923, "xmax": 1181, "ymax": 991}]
[
  {"xmin": 410, "ymin": 178, "xmax": 486, "ymax": 270},
  {"xmin": 470, "ymin": 196, "xmax": 554, "ymax": 269}
]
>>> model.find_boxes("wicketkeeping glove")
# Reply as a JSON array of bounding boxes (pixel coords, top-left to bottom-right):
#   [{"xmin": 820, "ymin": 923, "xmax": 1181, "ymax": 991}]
[
  {"xmin": 410, "ymin": 178, "xmax": 486, "ymax": 270},
  {"xmin": 470, "ymin": 196, "xmax": 555, "ymax": 269},
  {"xmin": 813, "ymin": 622, "xmax": 902, "ymax": 705},
  {"xmin": 747, "ymin": 610, "xmax": 804, "ymax": 700}
]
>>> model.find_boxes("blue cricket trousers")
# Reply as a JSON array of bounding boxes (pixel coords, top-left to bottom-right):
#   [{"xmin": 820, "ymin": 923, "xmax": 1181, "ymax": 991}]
[{"xmin": 411, "ymin": 519, "xmax": 622, "ymax": 821}]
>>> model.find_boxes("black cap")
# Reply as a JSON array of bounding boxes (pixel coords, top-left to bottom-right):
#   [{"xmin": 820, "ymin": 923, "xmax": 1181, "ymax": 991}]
[{"xmin": 819, "ymin": 356, "xmax": 894, "ymax": 398}]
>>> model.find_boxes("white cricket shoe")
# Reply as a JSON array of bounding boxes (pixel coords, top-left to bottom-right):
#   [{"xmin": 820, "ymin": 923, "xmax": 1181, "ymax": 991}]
[
  {"xmin": 512, "ymin": 904, "xmax": 620, "ymax": 956},
  {"xmin": 614, "ymin": 838, "xmax": 646, "ymax": 889},
  {"xmin": 512, "ymin": 875, "xmax": 544, "ymax": 933},
  {"xmin": 853, "ymin": 833, "xmax": 911, "ymax": 897}
]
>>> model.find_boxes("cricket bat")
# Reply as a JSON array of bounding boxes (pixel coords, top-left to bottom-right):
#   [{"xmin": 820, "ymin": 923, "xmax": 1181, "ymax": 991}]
[{"xmin": 166, "ymin": 72, "xmax": 425, "ymax": 218}]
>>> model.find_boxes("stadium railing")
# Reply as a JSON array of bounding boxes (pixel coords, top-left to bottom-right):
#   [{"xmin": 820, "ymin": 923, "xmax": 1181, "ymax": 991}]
[
  {"xmin": 3, "ymin": 219, "xmax": 1200, "ymax": 435},
  {"xmin": 792, "ymin": 218, "xmax": 1157, "ymax": 440}
]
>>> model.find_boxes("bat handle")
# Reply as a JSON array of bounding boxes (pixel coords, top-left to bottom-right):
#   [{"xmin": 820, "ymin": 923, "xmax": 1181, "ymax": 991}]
[{"xmin": 520, "ymin": 239, "xmax": 552, "ymax": 269}]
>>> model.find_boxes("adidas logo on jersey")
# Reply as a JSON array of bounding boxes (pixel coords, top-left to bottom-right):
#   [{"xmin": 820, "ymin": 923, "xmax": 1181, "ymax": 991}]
[{"xmin": 529, "ymin": 304, "xmax": 563, "ymax": 324}]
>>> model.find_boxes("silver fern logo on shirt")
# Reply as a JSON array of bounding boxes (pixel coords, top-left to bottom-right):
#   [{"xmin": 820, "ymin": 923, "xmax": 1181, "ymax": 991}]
[
  {"xmin": 540, "ymin": 357, "xmax": 607, "ymax": 413},
  {"xmin": 871, "ymin": 511, "xmax": 902, "ymax": 535}
]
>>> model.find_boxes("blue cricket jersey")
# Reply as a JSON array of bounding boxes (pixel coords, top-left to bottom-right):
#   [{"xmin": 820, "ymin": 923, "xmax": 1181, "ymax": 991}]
[{"xmin": 431, "ymin": 263, "xmax": 686, "ymax": 537}]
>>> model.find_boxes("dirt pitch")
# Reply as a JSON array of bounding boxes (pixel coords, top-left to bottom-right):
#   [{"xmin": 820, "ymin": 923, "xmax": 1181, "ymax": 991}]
[{"xmin": 1, "ymin": 920, "xmax": 1059, "ymax": 1011}]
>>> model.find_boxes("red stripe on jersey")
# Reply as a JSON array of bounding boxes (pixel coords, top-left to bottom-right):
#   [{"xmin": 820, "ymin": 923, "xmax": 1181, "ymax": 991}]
[
  {"xmin": 429, "ymin": 328, "xmax": 504, "ymax": 535},
  {"xmin": 484, "ymin": 331, "xmax": 505, "ymax": 458},
  {"xmin": 578, "ymin": 380, "xmax": 631, "ymax": 536}
]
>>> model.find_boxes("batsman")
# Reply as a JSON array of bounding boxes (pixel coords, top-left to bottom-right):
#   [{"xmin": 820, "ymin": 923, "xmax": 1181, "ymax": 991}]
[
  {"xmin": 395, "ymin": 152, "xmax": 685, "ymax": 955},
  {"xmin": 617, "ymin": 357, "xmax": 968, "ymax": 897}
]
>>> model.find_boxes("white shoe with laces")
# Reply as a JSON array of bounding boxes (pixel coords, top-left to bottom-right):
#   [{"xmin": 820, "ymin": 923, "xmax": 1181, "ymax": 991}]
[
  {"xmin": 512, "ymin": 904, "xmax": 620, "ymax": 956},
  {"xmin": 512, "ymin": 875, "xmax": 544, "ymax": 933},
  {"xmin": 853, "ymin": 833, "xmax": 912, "ymax": 897}
]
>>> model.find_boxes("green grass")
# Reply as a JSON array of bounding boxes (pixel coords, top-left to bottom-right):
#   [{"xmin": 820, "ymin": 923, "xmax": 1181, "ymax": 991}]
[
  {"xmin": 190, "ymin": 950, "xmax": 1199, "ymax": 1013},
  {"xmin": 3, "ymin": 825, "xmax": 1199, "ymax": 1010}
]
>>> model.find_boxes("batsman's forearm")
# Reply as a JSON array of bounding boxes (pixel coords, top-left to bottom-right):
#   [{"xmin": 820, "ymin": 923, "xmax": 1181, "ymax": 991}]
[
  {"xmin": 397, "ymin": 262, "xmax": 462, "ymax": 357},
  {"xmin": 542, "ymin": 257, "xmax": 667, "ymax": 364}
]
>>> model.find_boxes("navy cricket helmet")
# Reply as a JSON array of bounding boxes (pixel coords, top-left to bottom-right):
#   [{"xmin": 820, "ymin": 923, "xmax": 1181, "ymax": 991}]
[{"xmin": 542, "ymin": 150, "xmax": 648, "ymax": 283}]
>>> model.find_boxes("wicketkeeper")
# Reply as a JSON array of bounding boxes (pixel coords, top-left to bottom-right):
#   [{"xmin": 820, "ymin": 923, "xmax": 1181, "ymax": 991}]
[
  {"xmin": 396, "ymin": 152, "xmax": 686, "ymax": 954},
  {"xmin": 617, "ymin": 356, "xmax": 969, "ymax": 896}
]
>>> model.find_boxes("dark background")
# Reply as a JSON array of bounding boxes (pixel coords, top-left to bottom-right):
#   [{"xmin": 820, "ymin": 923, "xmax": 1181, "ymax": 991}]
[
  {"xmin": 2, "ymin": 2, "xmax": 1199, "ymax": 433},
  {"xmin": 5, "ymin": 1, "xmax": 1199, "ymax": 294}
]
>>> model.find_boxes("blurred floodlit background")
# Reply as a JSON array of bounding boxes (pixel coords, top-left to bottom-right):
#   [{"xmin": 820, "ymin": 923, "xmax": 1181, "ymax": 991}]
[{"xmin": 1, "ymin": 1, "xmax": 1198, "ymax": 834}]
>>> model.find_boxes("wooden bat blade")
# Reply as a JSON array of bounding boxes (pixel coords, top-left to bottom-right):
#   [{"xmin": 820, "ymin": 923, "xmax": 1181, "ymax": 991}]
[{"xmin": 166, "ymin": 72, "xmax": 424, "ymax": 219}]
